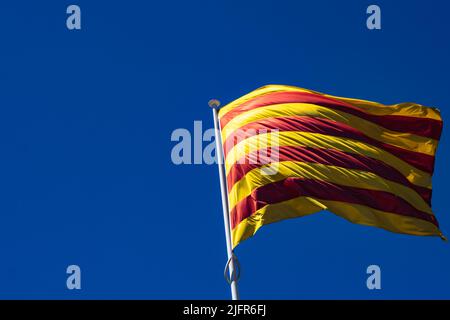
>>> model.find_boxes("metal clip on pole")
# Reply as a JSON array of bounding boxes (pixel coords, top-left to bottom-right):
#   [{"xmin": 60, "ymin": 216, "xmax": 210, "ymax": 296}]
[{"xmin": 224, "ymin": 253, "xmax": 241, "ymax": 285}]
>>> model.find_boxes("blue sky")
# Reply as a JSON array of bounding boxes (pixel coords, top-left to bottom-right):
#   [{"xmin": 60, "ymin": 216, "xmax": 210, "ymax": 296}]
[{"xmin": 0, "ymin": 0, "xmax": 449, "ymax": 299}]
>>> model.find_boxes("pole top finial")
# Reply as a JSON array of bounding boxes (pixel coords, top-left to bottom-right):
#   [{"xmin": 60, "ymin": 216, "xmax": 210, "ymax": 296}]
[{"xmin": 208, "ymin": 99, "xmax": 221, "ymax": 109}]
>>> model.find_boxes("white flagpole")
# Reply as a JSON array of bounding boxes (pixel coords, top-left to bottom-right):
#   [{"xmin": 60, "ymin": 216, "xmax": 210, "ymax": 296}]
[{"xmin": 209, "ymin": 99, "xmax": 240, "ymax": 300}]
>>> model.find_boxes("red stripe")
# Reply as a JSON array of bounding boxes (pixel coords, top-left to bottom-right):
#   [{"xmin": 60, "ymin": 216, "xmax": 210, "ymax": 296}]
[
  {"xmin": 220, "ymin": 91, "xmax": 442, "ymax": 140},
  {"xmin": 230, "ymin": 177, "xmax": 439, "ymax": 230},
  {"xmin": 227, "ymin": 145, "xmax": 432, "ymax": 205},
  {"xmin": 223, "ymin": 116, "xmax": 436, "ymax": 173}
]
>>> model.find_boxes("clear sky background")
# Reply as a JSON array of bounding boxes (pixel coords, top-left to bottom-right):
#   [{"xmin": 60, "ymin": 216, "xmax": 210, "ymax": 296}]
[{"xmin": 0, "ymin": 0, "xmax": 449, "ymax": 299}]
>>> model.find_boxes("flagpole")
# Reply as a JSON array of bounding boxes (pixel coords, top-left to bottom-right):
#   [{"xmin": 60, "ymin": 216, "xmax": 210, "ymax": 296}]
[{"xmin": 209, "ymin": 99, "xmax": 240, "ymax": 300}]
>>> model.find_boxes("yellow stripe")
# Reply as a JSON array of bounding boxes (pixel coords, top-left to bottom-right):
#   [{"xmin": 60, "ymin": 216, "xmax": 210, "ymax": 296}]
[
  {"xmin": 232, "ymin": 196, "xmax": 322, "ymax": 247},
  {"xmin": 330, "ymin": 98, "xmax": 441, "ymax": 121},
  {"xmin": 225, "ymin": 131, "xmax": 432, "ymax": 189},
  {"xmin": 227, "ymin": 161, "xmax": 433, "ymax": 215},
  {"xmin": 221, "ymin": 103, "xmax": 438, "ymax": 156},
  {"xmin": 232, "ymin": 196, "xmax": 441, "ymax": 248},
  {"xmin": 219, "ymin": 84, "xmax": 441, "ymax": 121},
  {"xmin": 219, "ymin": 85, "xmax": 310, "ymax": 118}
]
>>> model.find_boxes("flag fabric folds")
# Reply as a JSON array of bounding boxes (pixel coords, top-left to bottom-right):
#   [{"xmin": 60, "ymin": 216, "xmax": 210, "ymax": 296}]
[{"xmin": 218, "ymin": 85, "xmax": 444, "ymax": 248}]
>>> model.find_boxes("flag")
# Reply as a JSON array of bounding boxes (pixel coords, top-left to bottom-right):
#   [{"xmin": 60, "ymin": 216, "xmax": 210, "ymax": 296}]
[{"xmin": 218, "ymin": 85, "xmax": 444, "ymax": 248}]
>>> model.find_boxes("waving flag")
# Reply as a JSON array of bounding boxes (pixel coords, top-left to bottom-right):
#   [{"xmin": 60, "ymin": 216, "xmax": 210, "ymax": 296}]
[{"xmin": 218, "ymin": 85, "xmax": 444, "ymax": 248}]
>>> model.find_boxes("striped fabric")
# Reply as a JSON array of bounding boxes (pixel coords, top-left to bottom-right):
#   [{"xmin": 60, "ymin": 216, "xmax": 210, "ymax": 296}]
[{"xmin": 218, "ymin": 85, "xmax": 444, "ymax": 248}]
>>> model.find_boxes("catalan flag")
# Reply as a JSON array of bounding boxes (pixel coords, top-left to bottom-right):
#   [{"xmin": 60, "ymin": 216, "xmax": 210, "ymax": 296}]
[{"xmin": 218, "ymin": 85, "xmax": 444, "ymax": 248}]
